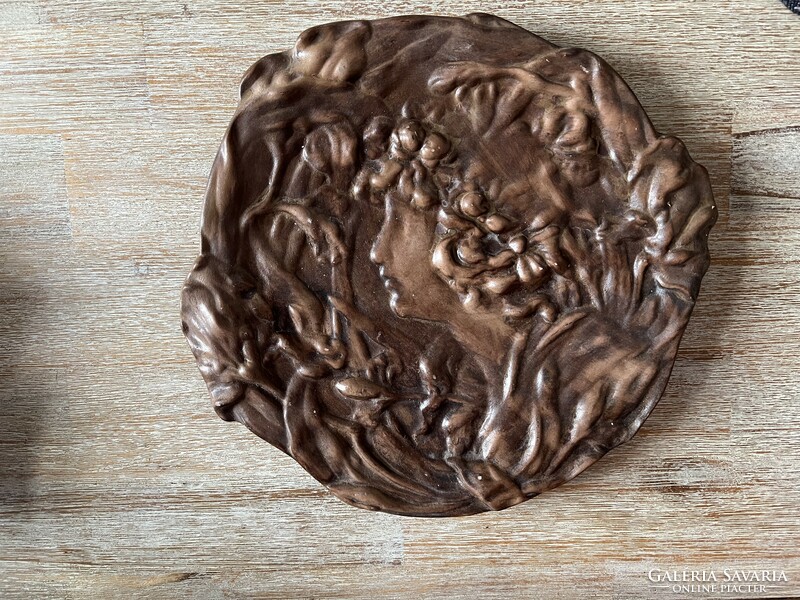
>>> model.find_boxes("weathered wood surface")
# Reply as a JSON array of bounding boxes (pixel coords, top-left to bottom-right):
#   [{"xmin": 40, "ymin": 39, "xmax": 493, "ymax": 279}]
[{"xmin": 1, "ymin": 1, "xmax": 798, "ymax": 598}]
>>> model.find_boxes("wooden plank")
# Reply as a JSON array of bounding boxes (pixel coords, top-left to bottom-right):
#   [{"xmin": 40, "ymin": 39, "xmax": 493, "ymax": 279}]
[{"xmin": 733, "ymin": 129, "xmax": 800, "ymax": 199}]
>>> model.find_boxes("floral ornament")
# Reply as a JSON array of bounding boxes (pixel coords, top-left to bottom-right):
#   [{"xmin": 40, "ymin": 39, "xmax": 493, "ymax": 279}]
[
  {"xmin": 353, "ymin": 118, "xmax": 452, "ymax": 209},
  {"xmin": 434, "ymin": 183, "xmax": 557, "ymax": 321}
]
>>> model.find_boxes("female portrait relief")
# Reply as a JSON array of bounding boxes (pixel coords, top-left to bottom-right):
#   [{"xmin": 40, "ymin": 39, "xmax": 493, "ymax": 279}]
[{"xmin": 181, "ymin": 14, "xmax": 717, "ymax": 516}]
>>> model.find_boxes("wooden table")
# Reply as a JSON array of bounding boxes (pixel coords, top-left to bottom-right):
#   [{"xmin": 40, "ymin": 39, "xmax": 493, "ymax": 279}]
[{"xmin": 2, "ymin": 1, "xmax": 799, "ymax": 598}]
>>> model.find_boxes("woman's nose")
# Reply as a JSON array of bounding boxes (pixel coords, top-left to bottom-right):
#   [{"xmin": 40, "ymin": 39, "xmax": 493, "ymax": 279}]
[
  {"xmin": 370, "ymin": 209, "xmax": 393, "ymax": 266},
  {"xmin": 370, "ymin": 234, "xmax": 387, "ymax": 266}
]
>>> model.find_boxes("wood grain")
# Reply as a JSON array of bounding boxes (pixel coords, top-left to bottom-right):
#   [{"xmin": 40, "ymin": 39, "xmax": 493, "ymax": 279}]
[{"xmin": 1, "ymin": 1, "xmax": 799, "ymax": 598}]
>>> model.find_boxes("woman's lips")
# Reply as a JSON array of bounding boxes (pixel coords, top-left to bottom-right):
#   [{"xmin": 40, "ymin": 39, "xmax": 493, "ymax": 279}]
[{"xmin": 378, "ymin": 267, "xmax": 399, "ymax": 292}]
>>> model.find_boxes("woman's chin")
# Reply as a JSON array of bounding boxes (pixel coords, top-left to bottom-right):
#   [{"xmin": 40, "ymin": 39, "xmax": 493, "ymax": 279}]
[
  {"xmin": 389, "ymin": 294, "xmax": 405, "ymax": 316},
  {"xmin": 389, "ymin": 294, "xmax": 415, "ymax": 319}
]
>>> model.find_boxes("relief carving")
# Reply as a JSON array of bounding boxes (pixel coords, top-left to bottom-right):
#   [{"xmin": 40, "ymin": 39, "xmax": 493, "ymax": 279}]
[{"xmin": 181, "ymin": 14, "xmax": 717, "ymax": 515}]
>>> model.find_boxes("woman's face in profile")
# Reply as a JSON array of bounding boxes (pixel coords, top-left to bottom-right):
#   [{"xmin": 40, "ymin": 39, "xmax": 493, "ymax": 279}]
[
  {"xmin": 362, "ymin": 116, "xmax": 554, "ymax": 337},
  {"xmin": 370, "ymin": 191, "xmax": 454, "ymax": 322}
]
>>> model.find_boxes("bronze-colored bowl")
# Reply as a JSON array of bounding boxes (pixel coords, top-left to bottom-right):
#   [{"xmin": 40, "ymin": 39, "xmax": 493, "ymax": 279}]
[{"xmin": 181, "ymin": 14, "xmax": 717, "ymax": 516}]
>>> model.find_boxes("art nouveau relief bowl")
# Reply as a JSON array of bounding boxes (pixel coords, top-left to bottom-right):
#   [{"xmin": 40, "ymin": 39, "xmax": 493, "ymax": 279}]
[{"xmin": 181, "ymin": 14, "xmax": 717, "ymax": 516}]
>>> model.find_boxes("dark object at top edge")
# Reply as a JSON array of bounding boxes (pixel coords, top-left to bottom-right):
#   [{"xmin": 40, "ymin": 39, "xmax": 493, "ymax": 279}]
[{"xmin": 781, "ymin": 0, "xmax": 800, "ymax": 15}]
